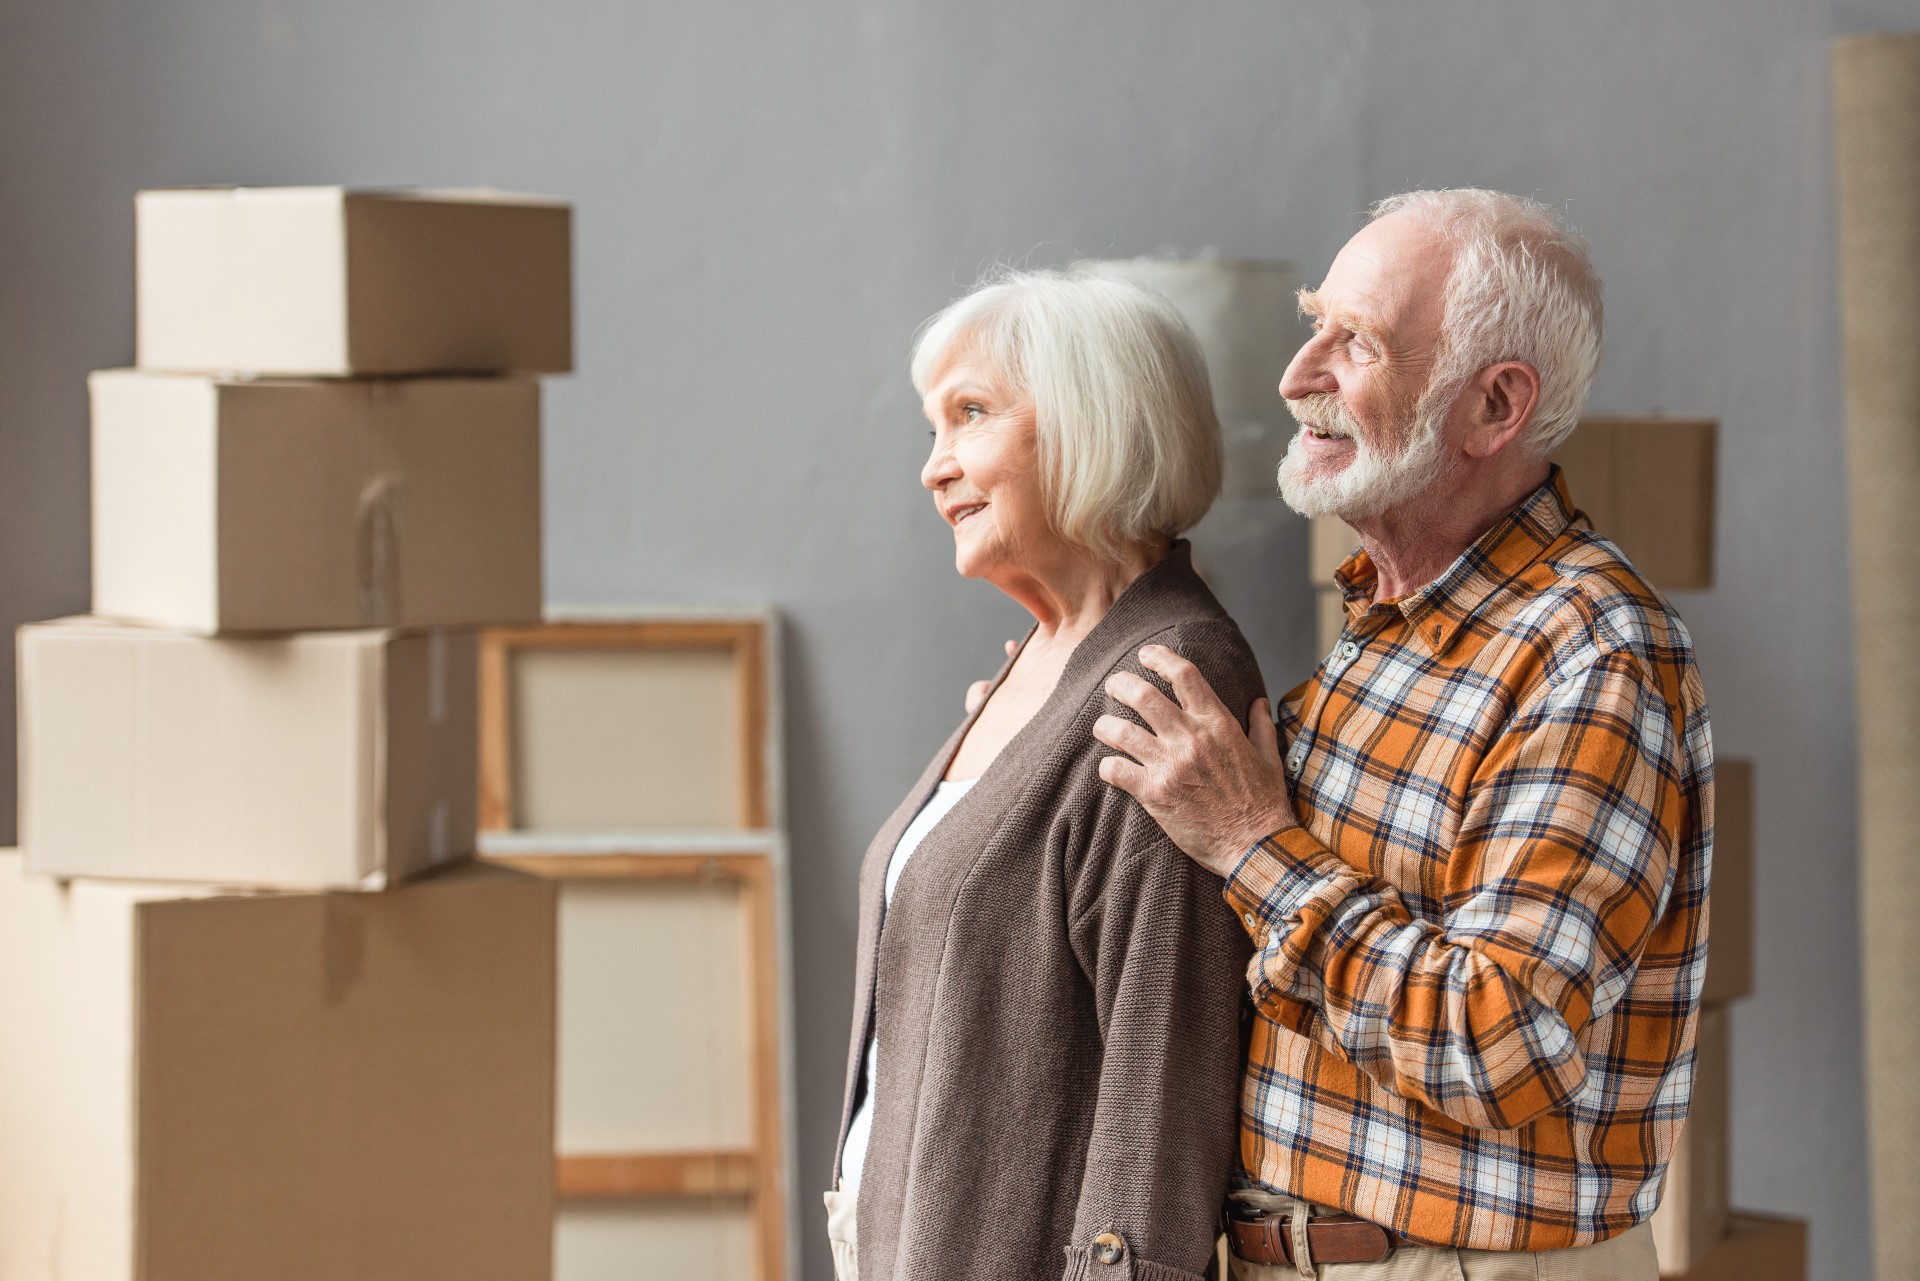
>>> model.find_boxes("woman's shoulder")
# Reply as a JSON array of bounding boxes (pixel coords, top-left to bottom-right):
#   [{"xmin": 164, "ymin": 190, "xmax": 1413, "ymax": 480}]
[
  {"xmin": 1088, "ymin": 546, "xmax": 1260, "ymax": 676},
  {"xmin": 1105, "ymin": 613, "xmax": 1268, "ymax": 719}
]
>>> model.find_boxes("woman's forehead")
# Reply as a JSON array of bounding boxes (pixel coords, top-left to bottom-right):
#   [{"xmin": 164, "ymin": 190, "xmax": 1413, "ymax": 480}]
[{"xmin": 925, "ymin": 345, "xmax": 1018, "ymax": 400}]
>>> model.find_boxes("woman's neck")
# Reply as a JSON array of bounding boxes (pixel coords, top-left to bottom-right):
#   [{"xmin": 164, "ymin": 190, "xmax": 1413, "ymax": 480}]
[
  {"xmin": 943, "ymin": 535, "xmax": 1172, "ymax": 784},
  {"xmin": 993, "ymin": 537, "xmax": 1170, "ymax": 649}
]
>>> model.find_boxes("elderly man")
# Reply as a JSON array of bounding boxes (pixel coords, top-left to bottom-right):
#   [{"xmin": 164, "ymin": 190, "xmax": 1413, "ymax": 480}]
[{"xmin": 1093, "ymin": 189, "xmax": 1712, "ymax": 1280}]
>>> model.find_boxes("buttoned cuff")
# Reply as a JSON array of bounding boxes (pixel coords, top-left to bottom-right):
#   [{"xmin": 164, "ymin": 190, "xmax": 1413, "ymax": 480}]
[
  {"xmin": 1223, "ymin": 828, "xmax": 1350, "ymax": 937},
  {"xmin": 1222, "ymin": 829, "xmax": 1359, "ymax": 1015}
]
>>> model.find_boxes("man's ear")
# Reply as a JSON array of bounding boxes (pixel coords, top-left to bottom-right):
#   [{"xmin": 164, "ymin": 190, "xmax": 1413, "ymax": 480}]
[{"xmin": 1463, "ymin": 360, "xmax": 1541, "ymax": 458}]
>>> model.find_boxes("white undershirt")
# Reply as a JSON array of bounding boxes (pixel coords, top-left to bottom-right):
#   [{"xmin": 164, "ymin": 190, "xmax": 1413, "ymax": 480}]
[{"xmin": 838, "ymin": 777, "xmax": 978, "ymax": 1193}]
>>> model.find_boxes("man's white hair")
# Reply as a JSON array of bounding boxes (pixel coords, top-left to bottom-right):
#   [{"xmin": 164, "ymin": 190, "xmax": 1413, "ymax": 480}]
[
  {"xmin": 910, "ymin": 267, "xmax": 1223, "ymax": 560},
  {"xmin": 1371, "ymin": 189, "xmax": 1604, "ymax": 455}
]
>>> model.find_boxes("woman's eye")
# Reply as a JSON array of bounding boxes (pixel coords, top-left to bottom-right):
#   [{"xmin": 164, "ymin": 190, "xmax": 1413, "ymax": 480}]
[{"xmin": 962, "ymin": 403, "xmax": 985, "ymax": 422}]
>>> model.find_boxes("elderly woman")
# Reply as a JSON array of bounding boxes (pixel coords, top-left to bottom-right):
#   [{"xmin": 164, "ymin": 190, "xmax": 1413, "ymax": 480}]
[{"xmin": 826, "ymin": 268, "xmax": 1264, "ymax": 1281}]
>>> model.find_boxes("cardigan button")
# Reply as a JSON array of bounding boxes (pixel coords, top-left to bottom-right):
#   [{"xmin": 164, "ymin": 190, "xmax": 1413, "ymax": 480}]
[{"xmin": 1092, "ymin": 1232, "xmax": 1125, "ymax": 1264}]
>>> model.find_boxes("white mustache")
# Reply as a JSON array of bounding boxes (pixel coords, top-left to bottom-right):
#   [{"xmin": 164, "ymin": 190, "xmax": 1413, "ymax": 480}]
[{"xmin": 1286, "ymin": 393, "xmax": 1367, "ymax": 442}]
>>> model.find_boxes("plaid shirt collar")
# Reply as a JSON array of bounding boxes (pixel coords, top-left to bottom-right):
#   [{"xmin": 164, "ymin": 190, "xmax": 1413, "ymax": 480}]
[{"xmin": 1332, "ymin": 467, "xmax": 1580, "ymax": 658}]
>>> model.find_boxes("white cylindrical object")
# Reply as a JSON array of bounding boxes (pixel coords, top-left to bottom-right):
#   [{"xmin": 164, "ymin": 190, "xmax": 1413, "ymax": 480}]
[{"xmin": 1081, "ymin": 257, "xmax": 1303, "ymax": 499}]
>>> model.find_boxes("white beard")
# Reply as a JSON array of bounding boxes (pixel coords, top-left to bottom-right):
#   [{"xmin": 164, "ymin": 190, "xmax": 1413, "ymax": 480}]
[{"xmin": 1276, "ymin": 380, "xmax": 1462, "ymax": 521}]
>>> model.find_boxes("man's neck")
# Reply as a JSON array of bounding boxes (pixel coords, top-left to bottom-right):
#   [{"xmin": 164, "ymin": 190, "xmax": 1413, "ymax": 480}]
[{"xmin": 1350, "ymin": 462, "xmax": 1551, "ymax": 601}]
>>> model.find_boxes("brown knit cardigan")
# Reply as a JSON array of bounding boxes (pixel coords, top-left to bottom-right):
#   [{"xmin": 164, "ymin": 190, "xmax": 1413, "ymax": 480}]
[{"xmin": 833, "ymin": 545, "xmax": 1263, "ymax": 1281}]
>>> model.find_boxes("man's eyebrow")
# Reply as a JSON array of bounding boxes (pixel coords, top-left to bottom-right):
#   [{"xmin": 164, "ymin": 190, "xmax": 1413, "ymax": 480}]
[{"xmin": 1297, "ymin": 289, "xmax": 1383, "ymax": 342}]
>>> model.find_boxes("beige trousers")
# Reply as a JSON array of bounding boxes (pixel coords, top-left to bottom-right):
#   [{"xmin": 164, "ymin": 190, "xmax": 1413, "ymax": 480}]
[
  {"xmin": 824, "ymin": 1188, "xmax": 859, "ymax": 1281},
  {"xmin": 1226, "ymin": 1192, "xmax": 1658, "ymax": 1281}
]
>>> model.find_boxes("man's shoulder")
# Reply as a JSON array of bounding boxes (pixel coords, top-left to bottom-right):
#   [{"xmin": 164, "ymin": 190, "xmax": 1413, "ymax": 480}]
[{"xmin": 1489, "ymin": 527, "xmax": 1701, "ymax": 695}]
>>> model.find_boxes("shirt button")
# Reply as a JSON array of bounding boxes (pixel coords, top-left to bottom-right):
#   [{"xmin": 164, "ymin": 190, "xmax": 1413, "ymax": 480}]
[
  {"xmin": 1286, "ymin": 749, "xmax": 1305, "ymax": 777},
  {"xmin": 1340, "ymin": 640, "xmax": 1360, "ymax": 662},
  {"xmin": 1243, "ymin": 911, "xmax": 1259, "ymax": 929},
  {"xmin": 1092, "ymin": 1233, "xmax": 1125, "ymax": 1264}
]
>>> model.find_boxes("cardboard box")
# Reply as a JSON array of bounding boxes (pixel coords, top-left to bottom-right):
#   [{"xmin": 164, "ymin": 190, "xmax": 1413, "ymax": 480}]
[
  {"xmin": 137, "ymin": 186, "xmax": 572, "ymax": 375},
  {"xmin": 0, "ymin": 852, "xmax": 556, "ymax": 1281},
  {"xmin": 1704, "ymin": 759, "xmax": 1754, "ymax": 1004},
  {"xmin": 1661, "ymin": 1212, "xmax": 1806, "ymax": 1281},
  {"xmin": 1652, "ymin": 1004, "xmax": 1732, "ymax": 1273},
  {"xmin": 1316, "ymin": 587, "xmax": 1348, "ymax": 656},
  {"xmin": 1552, "ymin": 417, "xmax": 1717, "ymax": 590},
  {"xmin": 1309, "ymin": 514, "xmax": 1361, "ymax": 586},
  {"xmin": 91, "ymin": 369, "xmax": 543, "ymax": 634},
  {"xmin": 19, "ymin": 619, "xmax": 476, "ymax": 889}
]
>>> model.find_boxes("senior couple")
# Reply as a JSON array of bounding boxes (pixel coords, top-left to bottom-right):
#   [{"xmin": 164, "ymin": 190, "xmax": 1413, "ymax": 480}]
[{"xmin": 829, "ymin": 189, "xmax": 1713, "ymax": 1281}]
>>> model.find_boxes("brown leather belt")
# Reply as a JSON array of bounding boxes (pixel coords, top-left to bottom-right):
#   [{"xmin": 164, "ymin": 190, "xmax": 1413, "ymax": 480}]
[{"xmin": 1225, "ymin": 1211, "xmax": 1403, "ymax": 1267}]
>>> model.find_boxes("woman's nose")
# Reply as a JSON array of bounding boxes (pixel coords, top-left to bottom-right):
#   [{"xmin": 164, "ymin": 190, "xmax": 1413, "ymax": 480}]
[{"xmin": 921, "ymin": 440, "xmax": 960, "ymax": 491}]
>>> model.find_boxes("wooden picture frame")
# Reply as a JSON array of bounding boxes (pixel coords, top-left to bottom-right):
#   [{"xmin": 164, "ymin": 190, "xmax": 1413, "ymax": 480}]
[
  {"xmin": 478, "ymin": 619, "xmax": 772, "ymax": 834},
  {"xmin": 485, "ymin": 844, "xmax": 788, "ymax": 1281}
]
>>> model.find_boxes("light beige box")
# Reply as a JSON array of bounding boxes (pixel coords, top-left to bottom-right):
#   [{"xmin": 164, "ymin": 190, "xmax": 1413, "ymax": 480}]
[
  {"xmin": 90, "ymin": 369, "xmax": 542, "ymax": 634},
  {"xmin": 1309, "ymin": 514, "xmax": 1361, "ymax": 586},
  {"xmin": 1703, "ymin": 759, "xmax": 1754, "ymax": 1005},
  {"xmin": 0, "ymin": 852, "xmax": 555, "ymax": 1281},
  {"xmin": 1315, "ymin": 586, "xmax": 1348, "ymax": 656},
  {"xmin": 1552, "ymin": 417, "xmax": 1717, "ymax": 590},
  {"xmin": 136, "ymin": 186, "xmax": 572, "ymax": 376},
  {"xmin": 1661, "ymin": 1212, "xmax": 1806, "ymax": 1281},
  {"xmin": 1308, "ymin": 417, "xmax": 1714, "ymax": 591},
  {"xmin": 1652, "ymin": 1004, "xmax": 1732, "ymax": 1274},
  {"xmin": 19, "ymin": 618, "xmax": 476, "ymax": 889}
]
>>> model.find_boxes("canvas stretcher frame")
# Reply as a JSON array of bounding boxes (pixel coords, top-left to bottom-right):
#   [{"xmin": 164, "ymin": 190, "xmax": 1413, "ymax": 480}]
[{"xmin": 477, "ymin": 613, "xmax": 790, "ymax": 1281}]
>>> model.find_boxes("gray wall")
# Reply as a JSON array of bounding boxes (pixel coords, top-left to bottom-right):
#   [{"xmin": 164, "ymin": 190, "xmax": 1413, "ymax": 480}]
[{"xmin": 3, "ymin": 2, "xmax": 1911, "ymax": 1277}]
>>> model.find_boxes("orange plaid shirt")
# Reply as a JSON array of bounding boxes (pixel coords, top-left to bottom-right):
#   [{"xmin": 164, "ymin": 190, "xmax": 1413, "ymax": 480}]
[{"xmin": 1225, "ymin": 470, "xmax": 1713, "ymax": 1250}]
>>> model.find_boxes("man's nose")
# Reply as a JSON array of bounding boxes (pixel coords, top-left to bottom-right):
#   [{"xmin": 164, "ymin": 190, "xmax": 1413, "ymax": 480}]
[{"xmin": 1278, "ymin": 337, "xmax": 1336, "ymax": 402}]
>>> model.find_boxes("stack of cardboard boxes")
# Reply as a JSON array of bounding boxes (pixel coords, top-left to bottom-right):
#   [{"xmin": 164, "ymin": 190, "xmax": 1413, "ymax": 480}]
[
  {"xmin": 1309, "ymin": 419, "xmax": 1806, "ymax": 1278},
  {"xmin": 1650, "ymin": 760, "xmax": 1811, "ymax": 1280},
  {"xmin": 0, "ymin": 187, "xmax": 572, "ymax": 1281}
]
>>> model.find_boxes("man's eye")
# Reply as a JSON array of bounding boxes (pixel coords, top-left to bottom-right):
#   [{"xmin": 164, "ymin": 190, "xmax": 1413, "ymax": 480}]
[{"xmin": 962, "ymin": 403, "xmax": 984, "ymax": 422}]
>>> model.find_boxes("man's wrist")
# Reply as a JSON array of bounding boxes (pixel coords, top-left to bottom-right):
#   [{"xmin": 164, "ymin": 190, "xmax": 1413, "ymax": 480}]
[{"xmin": 1212, "ymin": 812, "xmax": 1300, "ymax": 880}]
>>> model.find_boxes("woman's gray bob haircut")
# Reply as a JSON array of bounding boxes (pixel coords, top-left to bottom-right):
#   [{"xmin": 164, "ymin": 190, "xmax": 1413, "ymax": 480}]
[
  {"xmin": 909, "ymin": 267, "xmax": 1223, "ymax": 560},
  {"xmin": 1372, "ymin": 189, "xmax": 1604, "ymax": 455}
]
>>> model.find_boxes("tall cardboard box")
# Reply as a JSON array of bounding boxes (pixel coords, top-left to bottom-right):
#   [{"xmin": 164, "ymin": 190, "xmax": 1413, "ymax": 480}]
[
  {"xmin": 1652, "ymin": 1004, "xmax": 1732, "ymax": 1273},
  {"xmin": 136, "ymin": 186, "xmax": 572, "ymax": 375},
  {"xmin": 0, "ymin": 852, "xmax": 556, "ymax": 1281},
  {"xmin": 1552, "ymin": 417, "xmax": 1717, "ymax": 590},
  {"xmin": 91, "ymin": 369, "xmax": 542, "ymax": 634},
  {"xmin": 1663, "ymin": 1213, "xmax": 1806, "ymax": 1281},
  {"xmin": 1703, "ymin": 759, "xmax": 1754, "ymax": 1004},
  {"xmin": 19, "ymin": 619, "xmax": 476, "ymax": 889}
]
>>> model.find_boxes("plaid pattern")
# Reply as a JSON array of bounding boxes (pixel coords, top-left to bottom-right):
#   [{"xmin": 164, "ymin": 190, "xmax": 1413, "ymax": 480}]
[{"xmin": 1224, "ymin": 470, "xmax": 1713, "ymax": 1251}]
